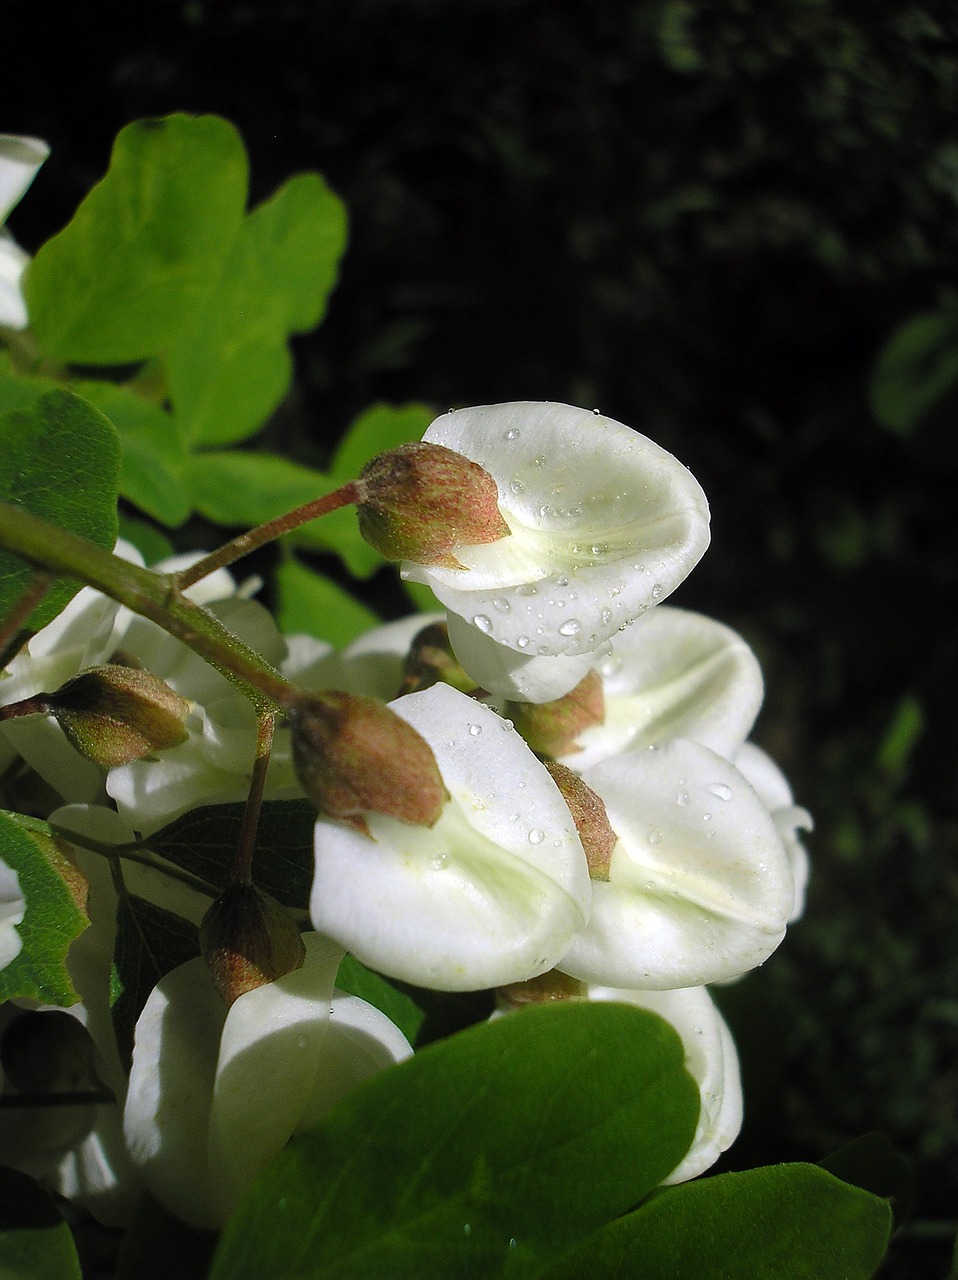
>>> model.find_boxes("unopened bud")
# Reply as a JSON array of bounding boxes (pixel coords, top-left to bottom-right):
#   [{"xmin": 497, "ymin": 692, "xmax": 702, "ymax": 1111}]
[
  {"xmin": 546, "ymin": 761, "xmax": 617, "ymax": 881},
  {"xmin": 507, "ymin": 670, "xmax": 605, "ymax": 759},
  {"xmin": 289, "ymin": 690, "xmax": 449, "ymax": 835},
  {"xmin": 498, "ymin": 969, "xmax": 588, "ymax": 1008},
  {"xmin": 356, "ymin": 442, "xmax": 511, "ymax": 568},
  {"xmin": 46, "ymin": 664, "xmax": 190, "ymax": 768},
  {"xmin": 200, "ymin": 884, "xmax": 306, "ymax": 1007},
  {"xmin": 399, "ymin": 621, "xmax": 477, "ymax": 696}
]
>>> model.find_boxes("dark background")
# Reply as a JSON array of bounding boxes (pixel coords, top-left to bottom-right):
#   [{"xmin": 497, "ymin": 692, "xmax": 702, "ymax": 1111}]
[{"xmin": 7, "ymin": 2, "xmax": 958, "ymax": 1275}]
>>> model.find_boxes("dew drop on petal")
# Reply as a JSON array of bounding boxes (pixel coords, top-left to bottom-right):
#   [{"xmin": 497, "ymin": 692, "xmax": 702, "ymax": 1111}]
[
  {"xmin": 677, "ymin": 790, "xmax": 690, "ymax": 807},
  {"xmin": 492, "ymin": 597, "xmax": 511, "ymax": 612},
  {"xmin": 505, "ymin": 428, "xmax": 520, "ymax": 440},
  {"xmin": 528, "ymin": 829, "xmax": 545, "ymax": 844},
  {"xmin": 510, "ymin": 479, "xmax": 524, "ymax": 495},
  {"xmin": 469, "ymin": 723, "xmax": 482, "ymax": 736},
  {"xmin": 708, "ymin": 782, "xmax": 733, "ymax": 801},
  {"xmin": 703, "ymin": 812, "xmax": 712, "ymax": 822},
  {"xmin": 517, "ymin": 584, "xmax": 538, "ymax": 597},
  {"xmin": 558, "ymin": 619, "xmax": 581, "ymax": 637},
  {"xmin": 651, "ymin": 583, "xmax": 663, "ymax": 600},
  {"xmin": 473, "ymin": 614, "xmax": 493, "ymax": 633},
  {"xmin": 501, "ymin": 718, "xmax": 514, "ymax": 730},
  {"xmin": 592, "ymin": 408, "xmax": 601, "ymax": 415},
  {"xmin": 648, "ymin": 829, "xmax": 664, "ymax": 845},
  {"xmin": 601, "ymin": 607, "xmax": 613, "ymax": 624},
  {"xmin": 556, "ymin": 576, "xmax": 569, "ymax": 587},
  {"xmin": 517, "ymin": 635, "xmax": 530, "ymax": 648},
  {"xmin": 431, "ymin": 852, "xmax": 450, "ymax": 870}
]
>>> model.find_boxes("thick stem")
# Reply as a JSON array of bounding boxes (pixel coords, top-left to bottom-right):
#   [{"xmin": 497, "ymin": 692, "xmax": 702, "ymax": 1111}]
[
  {"xmin": 175, "ymin": 481, "xmax": 361, "ymax": 590},
  {"xmin": 0, "ymin": 499, "xmax": 297, "ymax": 711}
]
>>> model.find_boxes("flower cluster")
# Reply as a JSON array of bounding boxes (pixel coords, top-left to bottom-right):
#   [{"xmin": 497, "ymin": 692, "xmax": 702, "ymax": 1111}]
[{"xmin": 0, "ymin": 401, "xmax": 809, "ymax": 1226}]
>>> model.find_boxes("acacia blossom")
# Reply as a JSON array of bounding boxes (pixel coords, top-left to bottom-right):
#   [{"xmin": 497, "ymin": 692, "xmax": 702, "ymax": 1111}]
[{"xmin": 0, "ymin": 133, "xmax": 49, "ymax": 329}]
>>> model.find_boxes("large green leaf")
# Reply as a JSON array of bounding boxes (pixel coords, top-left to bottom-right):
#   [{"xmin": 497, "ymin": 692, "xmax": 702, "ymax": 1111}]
[
  {"xmin": 209, "ymin": 1002, "xmax": 700, "ymax": 1280},
  {"xmin": 166, "ymin": 173, "xmax": 347, "ymax": 446},
  {"xmin": 334, "ymin": 953, "xmax": 425, "ymax": 1045},
  {"xmin": 275, "ymin": 555, "xmax": 378, "ymax": 647},
  {"xmin": 0, "ymin": 810, "xmax": 89, "ymax": 1006},
  {"xmin": 144, "ymin": 799, "xmax": 316, "ymax": 910},
  {"xmin": 24, "ymin": 114, "xmax": 249, "ymax": 364},
  {"xmin": 870, "ymin": 308, "xmax": 958, "ymax": 436},
  {"xmin": 0, "ymin": 1168, "xmax": 82, "ymax": 1280},
  {"xmin": 186, "ymin": 451, "xmax": 329, "ymax": 527},
  {"xmin": 539, "ymin": 1164, "xmax": 892, "ymax": 1280},
  {"xmin": 76, "ymin": 381, "xmax": 189, "ymax": 527},
  {"xmin": 0, "ymin": 389, "xmax": 120, "ymax": 631}
]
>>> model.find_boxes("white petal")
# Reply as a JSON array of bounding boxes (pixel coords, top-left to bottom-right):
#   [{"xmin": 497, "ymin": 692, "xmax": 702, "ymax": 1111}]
[
  {"xmin": 588, "ymin": 984, "xmax": 742, "ymax": 1182},
  {"xmin": 123, "ymin": 957, "xmax": 225, "ymax": 1228},
  {"xmin": 339, "ymin": 613, "xmax": 445, "ymax": 699},
  {"xmin": 209, "ymin": 934, "xmax": 342, "ymax": 1220},
  {"xmin": 406, "ymin": 403, "xmax": 710, "ymax": 656},
  {"xmin": 0, "ymin": 234, "xmax": 29, "ymax": 328},
  {"xmin": 735, "ymin": 742, "xmax": 812, "ymax": 922},
  {"xmin": 0, "ymin": 134, "xmax": 50, "ymax": 223},
  {"xmin": 559, "ymin": 739, "xmax": 793, "ymax": 988},
  {"xmin": 0, "ymin": 855, "xmax": 24, "ymax": 970},
  {"xmin": 310, "ymin": 685, "xmax": 591, "ymax": 990},
  {"xmin": 446, "ymin": 609, "xmax": 593, "ymax": 702},
  {"xmin": 567, "ymin": 607, "xmax": 764, "ymax": 768}
]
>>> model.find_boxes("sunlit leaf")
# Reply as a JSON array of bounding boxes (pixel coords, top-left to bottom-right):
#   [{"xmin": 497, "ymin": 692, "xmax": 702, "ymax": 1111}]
[
  {"xmin": 186, "ymin": 451, "xmax": 329, "ymax": 527},
  {"xmin": 0, "ymin": 1168, "xmax": 82, "ymax": 1280},
  {"xmin": 275, "ymin": 556, "xmax": 378, "ymax": 646}
]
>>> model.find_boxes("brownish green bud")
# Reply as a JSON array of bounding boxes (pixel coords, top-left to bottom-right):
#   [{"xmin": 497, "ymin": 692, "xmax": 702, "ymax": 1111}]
[
  {"xmin": 356, "ymin": 441, "xmax": 511, "ymax": 568},
  {"xmin": 45, "ymin": 664, "xmax": 190, "ymax": 768},
  {"xmin": 0, "ymin": 1010, "xmax": 102, "ymax": 1095},
  {"xmin": 398, "ymin": 621, "xmax": 478, "ymax": 696},
  {"xmin": 200, "ymin": 884, "xmax": 306, "ymax": 1007},
  {"xmin": 507, "ymin": 669, "xmax": 605, "ymax": 759},
  {"xmin": 289, "ymin": 690, "xmax": 449, "ymax": 836},
  {"xmin": 545, "ymin": 761, "xmax": 617, "ymax": 881},
  {"xmin": 497, "ymin": 969, "xmax": 588, "ymax": 1008}
]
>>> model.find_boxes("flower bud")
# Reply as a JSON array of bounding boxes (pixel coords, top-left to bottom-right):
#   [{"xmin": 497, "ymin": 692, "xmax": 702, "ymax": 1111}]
[
  {"xmin": 356, "ymin": 442, "xmax": 511, "ymax": 568},
  {"xmin": 497, "ymin": 969, "xmax": 588, "ymax": 1008},
  {"xmin": 507, "ymin": 669, "xmax": 605, "ymax": 759},
  {"xmin": 289, "ymin": 690, "xmax": 449, "ymax": 835},
  {"xmin": 199, "ymin": 884, "xmax": 306, "ymax": 1007},
  {"xmin": 45, "ymin": 663, "xmax": 191, "ymax": 768},
  {"xmin": 545, "ymin": 760, "xmax": 617, "ymax": 881},
  {"xmin": 398, "ymin": 621, "xmax": 478, "ymax": 696}
]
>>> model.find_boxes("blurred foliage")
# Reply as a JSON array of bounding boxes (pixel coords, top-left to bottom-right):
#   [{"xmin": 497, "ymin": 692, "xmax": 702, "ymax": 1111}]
[{"xmin": 7, "ymin": 2, "xmax": 958, "ymax": 1275}]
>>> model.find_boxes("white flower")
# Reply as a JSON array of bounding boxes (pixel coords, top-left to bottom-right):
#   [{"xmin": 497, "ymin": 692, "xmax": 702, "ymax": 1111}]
[
  {"xmin": 310, "ymin": 683, "xmax": 592, "ymax": 991},
  {"xmin": 0, "ymin": 855, "xmax": 25, "ymax": 970},
  {"xmin": 0, "ymin": 133, "xmax": 49, "ymax": 329},
  {"xmin": 401, "ymin": 403, "xmax": 711, "ymax": 701},
  {"xmin": 587, "ymin": 983, "xmax": 742, "ymax": 1183},
  {"xmin": 734, "ymin": 742, "xmax": 812, "ymax": 923},
  {"xmin": 559, "ymin": 606, "xmax": 764, "ymax": 771},
  {"xmin": 123, "ymin": 933, "xmax": 412, "ymax": 1228},
  {"xmin": 557, "ymin": 738, "xmax": 794, "ymax": 989}
]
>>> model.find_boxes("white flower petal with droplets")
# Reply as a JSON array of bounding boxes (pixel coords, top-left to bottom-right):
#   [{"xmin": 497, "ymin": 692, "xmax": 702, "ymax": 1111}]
[
  {"xmin": 310, "ymin": 683, "xmax": 592, "ymax": 991},
  {"xmin": 0, "ymin": 855, "xmax": 25, "ymax": 970},
  {"xmin": 588, "ymin": 983, "xmax": 742, "ymax": 1183},
  {"xmin": 403, "ymin": 403, "xmax": 710, "ymax": 663},
  {"xmin": 446, "ymin": 610, "xmax": 593, "ymax": 703},
  {"xmin": 558, "ymin": 738, "xmax": 794, "ymax": 988},
  {"xmin": 564, "ymin": 606, "xmax": 764, "ymax": 769},
  {"xmin": 735, "ymin": 742, "xmax": 812, "ymax": 923}
]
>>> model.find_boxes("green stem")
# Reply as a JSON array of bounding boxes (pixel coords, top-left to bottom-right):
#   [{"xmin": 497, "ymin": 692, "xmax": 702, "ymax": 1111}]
[
  {"xmin": 0, "ymin": 499, "xmax": 297, "ymax": 711},
  {"xmin": 175, "ymin": 480, "xmax": 361, "ymax": 590},
  {"xmin": 48, "ymin": 822, "xmax": 220, "ymax": 899}
]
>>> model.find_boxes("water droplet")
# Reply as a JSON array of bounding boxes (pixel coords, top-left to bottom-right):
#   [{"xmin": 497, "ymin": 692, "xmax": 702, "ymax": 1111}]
[
  {"xmin": 510, "ymin": 812, "xmax": 520, "ymax": 822},
  {"xmin": 505, "ymin": 428, "xmax": 520, "ymax": 440},
  {"xmin": 558, "ymin": 619, "xmax": 581, "ymax": 637},
  {"xmin": 473, "ymin": 614, "xmax": 493, "ymax": 633},
  {"xmin": 528, "ymin": 829, "xmax": 545, "ymax": 844},
  {"xmin": 651, "ymin": 583, "xmax": 663, "ymax": 600},
  {"xmin": 592, "ymin": 408, "xmax": 601, "ymax": 415},
  {"xmin": 431, "ymin": 852, "xmax": 449, "ymax": 870},
  {"xmin": 463, "ymin": 1223, "xmax": 472, "ymax": 1236},
  {"xmin": 492, "ymin": 597, "xmax": 511, "ymax": 612},
  {"xmin": 601, "ymin": 607, "xmax": 613, "ymax": 624},
  {"xmin": 703, "ymin": 812, "xmax": 713, "ymax": 822},
  {"xmin": 556, "ymin": 576, "xmax": 569, "ymax": 587},
  {"xmin": 510, "ymin": 479, "xmax": 525, "ymax": 495},
  {"xmin": 501, "ymin": 718, "xmax": 514, "ymax": 730},
  {"xmin": 609, "ymin": 585, "xmax": 621, "ymax": 597},
  {"xmin": 517, "ymin": 583, "xmax": 538, "ymax": 597},
  {"xmin": 533, "ymin": 454, "xmax": 546, "ymax": 467},
  {"xmin": 509, "ymin": 1238, "xmax": 518, "ymax": 1250},
  {"xmin": 517, "ymin": 635, "xmax": 530, "ymax": 648},
  {"xmin": 649, "ymin": 829, "xmax": 663, "ymax": 845},
  {"xmin": 469, "ymin": 723, "xmax": 482, "ymax": 736},
  {"xmin": 677, "ymin": 790, "xmax": 690, "ymax": 807},
  {"xmin": 518, "ymin": 780, "xmax": 527, "ymax": 789},
  {"xmin": 591, "ymin": 543, "xmax": 609, "ymax": 556},
  {"xmin": 708, "ymin": 782, "xmax": 733, "ymax": 801}
]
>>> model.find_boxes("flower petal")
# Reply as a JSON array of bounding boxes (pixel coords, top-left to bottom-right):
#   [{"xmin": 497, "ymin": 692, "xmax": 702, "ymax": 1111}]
[
  {"xmin": 310, "ymin": 684, "xmax": 591, "ymax": 990},
  {"xmin": 0, "ymin": 134, "xmax": 50, "ymax": 224}
]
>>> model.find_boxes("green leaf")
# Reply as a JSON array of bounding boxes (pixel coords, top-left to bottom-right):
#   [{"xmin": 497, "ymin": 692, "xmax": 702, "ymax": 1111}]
[
  {"xmin": 0, "ymin": 810, "xmax": 89, "ymax": 1006},
  {"xmin": 25, "ymin": 114, "xmax": 249, "ymax": 364},
  {"xmin": 0, "ymin": 389, "xmax": 120, "ymax": 630},
  {"xmin": 293, "ymin": 402, "xmax": 436, "ymax": 577},
  {"xmin": 111, "ymin": 892, "xmax": 201, "ymax": 1071},
  {"xmin": 870, "ymin": 308, "xmax": 958, "ymax": 436},
  {"xmin": 166, "ymin": 174, "xmax": 347, "ymax": 447},
  {"xmin": 334, "ymin": 953, "xmax": 424, "ymax": 1045},
  {"xmin": 0, "ymin": 1167, "xmax": 82, "ymax": 1280},
  {"xmin": 275, "ymin": 556, "xmax": 378, "ymax": 646},
  {"xmin": 819, "ymin": 1133, "xmax": 913, "ymax": 1227},
  {"xmin": 209, "ymin": 1002, "xmax": 700, "ymax": 1280},
  {"xmin": 186, "ymin": 451, "xmax": 329, "ymax": 526},
  {"xmin": 116, "ymin": 512, "xmax": 175, "ymax": 565},
  {"xmin": 540, "ymin": 1164, "xmax": 892, "ymax": 1280},
  {"xmin": 144, "ymin": 799, "xmax": 316, "ymax": 910},
  {"xmin": 76, "ymin": 381, "xmax": 189, "ymax": 526}
]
